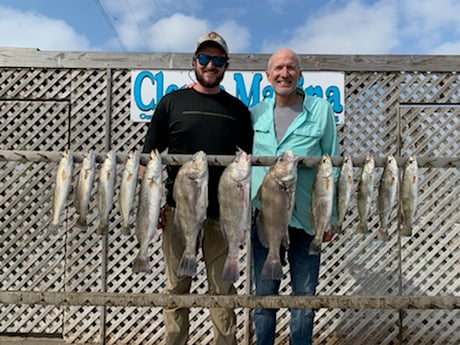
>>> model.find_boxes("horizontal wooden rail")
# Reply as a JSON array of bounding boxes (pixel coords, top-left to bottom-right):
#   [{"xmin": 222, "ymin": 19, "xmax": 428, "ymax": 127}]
[
  {"xmin": 0, "ymin": 291, "xmax": 459, "ymax": 310},
  {"xmin": 0, "ymin": 150, "xmax": 459, "ymax": 168}
]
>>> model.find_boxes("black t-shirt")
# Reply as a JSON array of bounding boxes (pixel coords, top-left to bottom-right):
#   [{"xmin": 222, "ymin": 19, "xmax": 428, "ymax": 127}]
[{"xmin": 142, "ymin": 88, "xmax": 254, "ymax": 218}]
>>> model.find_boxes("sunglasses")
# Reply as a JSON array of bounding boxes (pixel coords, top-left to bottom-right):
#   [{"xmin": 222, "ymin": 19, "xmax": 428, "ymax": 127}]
[{"xmin": 195, "ymin": 54, "xmax": 228, "ymax": 68}]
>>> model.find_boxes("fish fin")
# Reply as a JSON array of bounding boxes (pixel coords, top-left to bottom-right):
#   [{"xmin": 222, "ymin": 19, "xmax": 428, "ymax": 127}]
[
  {"xmin": 222, "ymin": 257, "xmax": 240, "ymax": 282},
  {"xmin": 261, "ymin": 257, "xmax": 283, "ymax": 280},
  {"xmin": 96, "ymin": 221, "xmax": 108, "ymax": 235},
  {"xmin": 177, "ymin": 253, "xmax": 197, "ymax": 277},
  {"xmin": 132, "ymin": 254, "xmax": 152, "ymax": 273},
  {"xmin": 331, "ymin": 224, "xmax": 341, "ymax": 234},
  {"xmin": 219, "ymin": 223, "xmax": 228, "ymax": 243},
  {"xmin": 308, "ymin": 239, "xmax": 321, "ymax": 255},
  {"xmin": 255, "ymin": 216, "xmax": 269, "ymax": 248},
  {"xmin": 282, "ymin": 229, "xmax": 289, "ymax": 250},
  {"xmin": 173, "ymin": 214, "xmax": 186, "ymax": 244}
]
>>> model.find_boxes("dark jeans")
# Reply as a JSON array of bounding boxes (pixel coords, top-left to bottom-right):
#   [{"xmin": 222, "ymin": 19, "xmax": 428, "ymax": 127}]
[{"xmin": 252, "ymin": 224, "xmax": 320, "ymax": 345}]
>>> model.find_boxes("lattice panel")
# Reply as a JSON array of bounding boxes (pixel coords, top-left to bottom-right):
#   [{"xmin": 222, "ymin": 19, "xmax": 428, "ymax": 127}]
[
  {"xmin": 1, "ymin": 67, "xmax": 459, "ymax": 345},
  {"xmin": 0, "ymin": 68, "xmax": 71, "ymax": 99},
  {"xmin": 311, "ymin": 72, "xmax": 403, "ymax": 345},
  {"xmin": 399, "ymin": 105, "xmax": 459, "ymax": 344},
  {"xmin": 398, "ymin": 72, "xmax": 459, "ymax": 103},
  {"xmin": 62, "ymin": 69, "xmax": 112, "ymax": 345},
  {"xmin": 103, "ymin": 69, "xmax": 253, "ymax": 344},
  {"xmin": 0, "ymin": 99, "xmax": 70, "ymax": 335}
]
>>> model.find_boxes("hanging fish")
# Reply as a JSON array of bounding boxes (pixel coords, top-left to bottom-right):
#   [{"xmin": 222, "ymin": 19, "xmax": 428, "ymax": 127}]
[
  {"xmin": 218, "ymin": 148, "xmax": 252, "ymax": 282},
  {"xmin": 74, "ymin": 150, "xmax": 95, "ymax": 229},
  {"xmin": 49, "ymin": 149, "xmax": 73, "ymax": 235},
  {"xmin": 256, "ymin": 150, "xmax": 299, "ymax": 279},
  {"xmin": 119, "ymin": 150, "xmax": 140, "ymax": 236},
  {"xmin": 96, "ymin": 151, "xmax": 116, "ymax": 235},
  {"xmin": 132, "ymin": 149, "xmax": 165, "ymax": 273},
  {"xmin": 174, "ymin": 151, "xmax": 209, "ymax": 277},
  {"xmin": 335, "ymin": 153, "xmax": 354, "ymax": 233},
  {"xmin": 309, "ymin": 154, "xmax": 334, "ymax": 255},
  {"xmin": 400, "ymin": 156, "xmax": 419, "ymax": 236},
  {"xmin": 357, "ymin": 153, "xmax": 375, "ymax": 233},
  {"xmin": 377, "ymin": 154, "xmax": 399, "ymax": 241}
]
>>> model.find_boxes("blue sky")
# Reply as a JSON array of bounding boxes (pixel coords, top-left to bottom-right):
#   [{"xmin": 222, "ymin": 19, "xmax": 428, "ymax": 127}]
[{"xmin": 0, "ymin": 0, "xmax": 459, "ymax": 54}]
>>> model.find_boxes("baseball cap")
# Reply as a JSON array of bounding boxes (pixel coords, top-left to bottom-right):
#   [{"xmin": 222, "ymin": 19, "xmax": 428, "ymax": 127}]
[{"xmin": 195, "ymin": 31, "xmax": 229, "ymax": 57}]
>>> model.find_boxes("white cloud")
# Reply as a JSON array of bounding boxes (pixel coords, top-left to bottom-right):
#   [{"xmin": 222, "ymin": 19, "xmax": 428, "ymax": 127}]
[
  {"xmin": 117, "ymin": 12, "xmax": 251, "ymax": 54},
  {"xmin": 213, "ymin": 21, "xmax": 251, "ymax": 54},
  {"xmin": 400, "ymin": 0, "xmax": 460, "ymax": 53},
  {"xmin": 101, "ymin": 0, "xmax": 251, "ymax": 53},
  {"xmin": 402, "ymin": 0, "xmax": 460, "ymax": 31},
  {"xmin": 0, "ymin": 5, "xmax": 90, "ymax": 51},
  {"xmin": 431, "ymin": 40, "xmax": 460, "ymax": 55},
  {"xmin": 262, "ymin": 0, "xmax": 399, "ymax": 54},
  {"xmin": 146, "ymin": 13, "xmax": 208, "ymax": 52}
]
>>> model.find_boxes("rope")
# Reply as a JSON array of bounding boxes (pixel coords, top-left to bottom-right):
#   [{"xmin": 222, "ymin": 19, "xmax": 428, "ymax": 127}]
[
  {"xmin": 0, "ymin": 291, "xmax": 458, "ymax": 310},
  {"xmin": 0, "ymin": 150, "xmax": 459, "ymax": 168}
]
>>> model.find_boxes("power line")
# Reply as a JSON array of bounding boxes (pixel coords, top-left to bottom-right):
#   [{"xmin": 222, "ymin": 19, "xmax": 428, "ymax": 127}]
[
  {"xmin": 125, "ymin": 0, "xmax": 149, "ymax": 51},
  {"xmin": 150, "ymin": 0, "xmax": 167, "ymax": 51},
  {"xmin": 94, "ymin": 0, "xmax": 128, "ymax": 51}
]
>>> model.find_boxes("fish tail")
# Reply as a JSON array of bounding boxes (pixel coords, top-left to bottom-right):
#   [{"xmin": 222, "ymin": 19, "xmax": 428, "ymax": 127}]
[
  {"xmin": 76, "ymin": 216, "xmax": 88, "ymax": 229},
  {"xmin": 177, "ymin": 253, "xmax": 197, "ymax": 277},
  {"xmin": 48, "ymin": 222, "xmax": 59, "ymax": 236},
  {"xmin": 222, "ymin": 257, "xmax": 240, "ymax": 282},
  {"xmin": 261, "ymin": 257, "xmax": 283, "ymax": 280},
  {"xmin": 308, "ymin": 239, "xmax": 321, "ymax": 256},
  {"xmin": 377, "ymin": 227, "xmax": 389, "ymax": 241},
  {"xmin": 132, "ymin": 254, "xmax": 152, "ymax": 273},
  {"xmin": 332, "ymin": 223, "xmax": 342, "ymax": 234},
  {"xmin": 120, "ymin": 223, "xmax": 131, "ymax": 236},
  {"xmin": 96, "ymin": 220, "xmax": 108, "ymax": 235},
  {"xmin": 400, "ymin": 223, "xmax": 412, "ymax": 236},
  {"xmin": 356, "ymin": 221, "xmax": 368, "ymax": 233}
]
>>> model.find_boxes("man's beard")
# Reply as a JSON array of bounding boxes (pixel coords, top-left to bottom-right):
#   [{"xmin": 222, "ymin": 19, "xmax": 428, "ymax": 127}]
[{"xmin": 195, "ymin": 69, "xmax": 224, "ymax": 89}]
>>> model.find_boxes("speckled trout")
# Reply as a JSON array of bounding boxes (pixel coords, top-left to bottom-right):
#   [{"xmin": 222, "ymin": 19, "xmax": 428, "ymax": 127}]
[
  {"xmin": 132, "ymin": 149, "xmax": 165, "ymax": 273},
  {"xmin": 377, "ymin": 154, "xmax": 399, "ymax": 241},
  {"xmin": 49, "ymin": 149, "xmax": 73, "ymax": 235},
  {"xmin": 119, "ymin": 150, "xmax": 140, "ymax": 236},
  {"xmin": 309, "ymin": 154, "xmax": 334, "ymax": 255},
  {"xmin": 74, "ymin": 150, "xmax": 95, "ymax": 229},
  {"xmin": 96, "ymin": 151, "xmax": 116, "ymax": 235},
  {"xmin": 357, "ymin": 153, "xmax": 375, "ymax": 233},
  {"xmin": 400, "ymin": 156, "xmax": 418, "ymax": 236},
  {"xmin": 335, "ymin": 153, "xmax": 354, "ymax": 233}
]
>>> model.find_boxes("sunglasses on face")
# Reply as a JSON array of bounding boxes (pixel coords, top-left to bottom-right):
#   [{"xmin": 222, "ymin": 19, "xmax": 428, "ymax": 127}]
[{"xmin": 195, "ymin": 54, "xmax": 228, "ymax": 68}]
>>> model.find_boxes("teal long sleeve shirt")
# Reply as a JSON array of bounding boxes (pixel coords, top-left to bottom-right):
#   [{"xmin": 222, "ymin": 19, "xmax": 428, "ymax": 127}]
[{"xmin": 250, "ymin": 94, "xmax": 340, "ymax": 235}]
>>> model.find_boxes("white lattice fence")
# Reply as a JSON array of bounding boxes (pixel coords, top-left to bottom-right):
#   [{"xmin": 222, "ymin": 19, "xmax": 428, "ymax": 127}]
[{"xmin": 1, "ymin": 59, "xmax": 459, "ymax": 345}]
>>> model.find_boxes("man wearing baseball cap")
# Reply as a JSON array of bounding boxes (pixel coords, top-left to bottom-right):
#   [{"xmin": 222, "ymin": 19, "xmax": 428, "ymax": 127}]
[
  {"xmin": 141, "ymin": 32, "xmax": 253, "ymax": 345},
  {"xmin": 195, "ymin": 31, "xmax": 229, "ymax": 57}
]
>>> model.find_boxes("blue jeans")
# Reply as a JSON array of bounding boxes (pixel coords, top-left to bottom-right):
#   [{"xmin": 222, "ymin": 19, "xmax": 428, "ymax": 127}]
[{"xmin": 252, "ymin": 224, "xmax": 320, "ymax": 345}]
